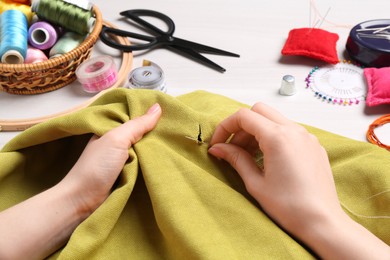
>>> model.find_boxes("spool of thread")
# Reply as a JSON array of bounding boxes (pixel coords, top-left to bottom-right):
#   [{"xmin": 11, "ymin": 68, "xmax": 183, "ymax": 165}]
[
  {"xmin": 28, "ymin": 21, "xmax": 59, "ymax": 50},
  {"xmin": 31, "ymin": 0, "xmax": 95, "ymax": 35},
  {"xmin": 76, "ymin": 55, "xmax": 118, "ymax": 93},
  {"xmin": 0, "ymin": 0, "xmax": 33, "ymax": 23},
  {"xmin": 49, "ymin": 32, "xmax": 85, "ymax": 58},
  {"xmin": 24, "ymin": 45, "xmax": 48, "ymax": 63},
  {"xmin": 127, "ymin": 60, "xmax": 167, "ymax": 92},
  {"xmin": 63, "ymin": 0, "xmax": 92, "ymax": 11},
  {"xmin": 0, "ymin": 9, "xmax": 28, "ymax": 64}
]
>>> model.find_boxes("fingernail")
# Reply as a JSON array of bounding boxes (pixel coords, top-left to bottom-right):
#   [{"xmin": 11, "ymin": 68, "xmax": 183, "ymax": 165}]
[
  {"xmin": 147, "ymin": 103, "xmax": 161, "ymax": 115},
  {"xmin": 208, "ymin": 146, "xmax": 224, "ymax": 159}
]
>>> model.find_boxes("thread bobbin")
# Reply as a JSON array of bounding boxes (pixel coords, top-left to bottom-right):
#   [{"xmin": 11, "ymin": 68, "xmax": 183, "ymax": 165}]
[
  {"xmin": 0, "ymin": 9, "xmax": 28, "ymax": 64},
  {"xmin": 76, "ymin": 55, "xmax": 118, "ymax": 93},
  {"xmin": 31, "ymin": 0, "xmax": 96, "ymax": 35},
  {"xmin": 28, "ymin": 21, "xmax": 59, "ymax": 50}
]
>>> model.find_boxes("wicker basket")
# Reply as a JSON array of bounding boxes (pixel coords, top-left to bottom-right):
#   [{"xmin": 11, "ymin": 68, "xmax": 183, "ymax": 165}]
[{"xmin": 0, "ymin": 5, "xmax": 103, "ymax": 95}]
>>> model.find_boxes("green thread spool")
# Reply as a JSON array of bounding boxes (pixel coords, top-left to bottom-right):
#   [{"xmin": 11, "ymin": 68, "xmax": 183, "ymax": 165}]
[
  {"xmin": 31, "ymin": 0, "xmax": 95, "ymax": 35},
  {"xmin": 49, "ymin": 31, "xmax": 85, "ymax": 58}
]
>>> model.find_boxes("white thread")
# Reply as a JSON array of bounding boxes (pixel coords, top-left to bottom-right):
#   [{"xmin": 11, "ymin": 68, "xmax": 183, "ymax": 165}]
[
  {"xmin": 62, "ymin": 0, "xmax": 92, "ymax": 11},
  {"xmin": 363, "ymin": 190, "xmax": 390, "ymax": 202},
  {"xmin": 309, "ymin": 0, "xmax": 352, "ymax": 29},
  {"xmin": 341, "ymin": 202, "xmax": 390, "ymax": 219}
]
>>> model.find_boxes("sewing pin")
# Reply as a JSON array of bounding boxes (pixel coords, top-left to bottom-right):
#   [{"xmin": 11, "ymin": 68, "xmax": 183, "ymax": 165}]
[
  {"xmin": 307, "ymin": 6, "xmax": 331, "ymax": 34},
  {"xmin": 373, "ymin": 25, "xmax": 390, "ymax": 34}
]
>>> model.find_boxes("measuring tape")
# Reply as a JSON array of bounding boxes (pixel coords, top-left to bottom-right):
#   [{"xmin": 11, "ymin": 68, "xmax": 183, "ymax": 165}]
[{"xmin": 127, "ymin": 60, "xmax": 166, "ymax": 93}]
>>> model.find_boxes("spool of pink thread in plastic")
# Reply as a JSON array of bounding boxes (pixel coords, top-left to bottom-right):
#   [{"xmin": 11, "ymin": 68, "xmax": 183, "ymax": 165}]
[{"xmin": 76, "ymin": 55, "xmax": 118, "ymax": 93}]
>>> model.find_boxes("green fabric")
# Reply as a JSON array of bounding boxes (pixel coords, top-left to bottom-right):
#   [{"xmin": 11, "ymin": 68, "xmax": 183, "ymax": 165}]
[{"xmin": 0, "ymin": 88, "xmax": 389, "ymax": 259}]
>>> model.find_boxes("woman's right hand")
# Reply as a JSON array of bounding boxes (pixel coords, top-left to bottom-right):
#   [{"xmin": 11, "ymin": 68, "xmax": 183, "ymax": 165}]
[{"xmin": 208, "ymin": 102, "xmax": 390, "ymax": 259}]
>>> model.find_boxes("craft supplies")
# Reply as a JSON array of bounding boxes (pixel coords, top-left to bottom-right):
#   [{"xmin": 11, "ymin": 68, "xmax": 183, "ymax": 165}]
[
  {"xmin": 281, "ymin": 28, "xmax": 339, "ymax": 64},
  {"xmin": 364, "ymin": 67, "xmax": 390, "ymax": 107},
  {"xmin": 100, "ymin": 9, "xmax": 239, "ymax": 72},
  {"xmin": 279, "ymin": 75, "xmax": 297, "ymax": 96},
  {"xmin": 346, "ymin": 19, "xmax": 390, "ymax": 68},
  {"xmin": 0, "ymin": 9, "xmax": 28, "ymax": 64},
  {"xmin": 127, "ymin": 60, "xmax": 166, "ymax": 92},
  {"xmin": 367, "ymin": 114, "xmax": 390, "ymax": 151},
  {"xmin": 28, "ymin": 21, "xmax": 59, "ymax": 50},
  {"xmin": 0, "ymin": 0, "xmax": 33, "ymax": 23},
  {"xmin": 76, "ymin": 55, "xmax": 118, "ymax": 93},
  {"xmin": 0, "ymin": 20, "xmax": 132, "ymax": 130},
  {"xmin": 0, "ymin": 5, "xmax": 102, "ymax": 95},
  {"xmin": 31, "ymin": 0, "xmax": 95, "ymax": 35},
  {"xmin": 281, "ymin": 1, "xmax": 340, "ymax": 65},
  {"xmin": 305, "ymin": 61, "xmax": 366, "ymax": 105},
  {"xmin": 24, "ymin": 45, "xmax": 48, "ymax": 63},
  {"xmin": 49, "ymin": 32, "xmax": 85, "ymax": 58}
]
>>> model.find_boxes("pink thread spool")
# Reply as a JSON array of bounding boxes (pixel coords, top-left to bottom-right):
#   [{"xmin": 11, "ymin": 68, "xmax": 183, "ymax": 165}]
[
  {"xmin": 24, "ymin": 45, "xmax": 48, "ymax": 63},
  {"xmin": 76, "ymin": 55, "xmax": 118, "ymax": 93}
]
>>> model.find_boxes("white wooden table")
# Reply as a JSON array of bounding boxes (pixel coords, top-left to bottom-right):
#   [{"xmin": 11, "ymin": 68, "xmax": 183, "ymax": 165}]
[{"xmin": 2, "ymin": 0, "xmax": 390, "ymax": 148}]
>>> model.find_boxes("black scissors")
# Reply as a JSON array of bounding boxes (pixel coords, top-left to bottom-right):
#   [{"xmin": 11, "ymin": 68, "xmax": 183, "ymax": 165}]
[{"xmin": 99, "ymin": 9, "xmax": 240, "ymax": 72}]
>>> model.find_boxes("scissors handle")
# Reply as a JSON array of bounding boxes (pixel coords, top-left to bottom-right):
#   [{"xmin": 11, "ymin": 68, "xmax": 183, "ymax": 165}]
[
  {"xmin": 100, "ymin": 25, "xmax": 158, "ymax": 52},
  {"xmin": 120, "ymin": 9, "xmax": 175, "ymax": 36},
  {"xmin": 100, "ymin": 25, "xmax": 159, "ymax": 51}
]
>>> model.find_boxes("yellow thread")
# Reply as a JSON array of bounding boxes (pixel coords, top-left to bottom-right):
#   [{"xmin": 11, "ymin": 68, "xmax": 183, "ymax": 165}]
[{"xmin": 0, "ymin": 0, "xmax": 33, "ymax": 23}]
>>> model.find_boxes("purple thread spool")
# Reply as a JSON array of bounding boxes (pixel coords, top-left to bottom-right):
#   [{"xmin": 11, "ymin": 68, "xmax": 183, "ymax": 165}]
[{"xmin": 28, "ymin": 21, "xmax": 58, "ymax": 50}]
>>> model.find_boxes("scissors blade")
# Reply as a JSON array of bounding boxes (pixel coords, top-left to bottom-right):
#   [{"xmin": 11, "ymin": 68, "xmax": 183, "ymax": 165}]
[
  {"xmin": 172, "ymin": 37, "xmax": 240, "ymax": 57},
  {"xmin": 168, "ymin": 45, "xmax": 227, "ymax": 72}
]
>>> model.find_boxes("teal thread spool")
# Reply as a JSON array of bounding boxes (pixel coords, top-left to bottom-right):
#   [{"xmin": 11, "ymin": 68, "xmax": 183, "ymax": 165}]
[
  {"xmin": 0, "ymin": 9, "xmax": 28, "ymax": 64},
  {"xmin": 31, "ymin": 0, "xmax": 95, "ymax": 35},
  {"xmin": 49, "ymin": 32, "xmax": 85, "ymax": 58}
]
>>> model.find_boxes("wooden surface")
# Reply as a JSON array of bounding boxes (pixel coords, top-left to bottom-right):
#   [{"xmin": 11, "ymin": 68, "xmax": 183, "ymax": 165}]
[{"xmin": 1, "ymin": 0, "xmax": 390, "ymax": 148}]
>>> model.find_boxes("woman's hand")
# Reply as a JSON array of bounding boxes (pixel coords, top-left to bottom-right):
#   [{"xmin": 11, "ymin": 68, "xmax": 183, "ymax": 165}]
[
  {"xmin": 208, "ymin": 102, "xmax": 390, "ymax": 259},
  {"xmin": 62, "ymin": 103, "xmax": 162, "ymax": 215},
  {"xmin": 0, "ymin": 103, "xmax": 162, "ymax": 260}
]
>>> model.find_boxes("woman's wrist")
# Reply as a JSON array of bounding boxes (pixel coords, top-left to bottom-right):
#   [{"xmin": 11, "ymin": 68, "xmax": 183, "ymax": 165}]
[
  {"xmin": 297, "ymin": 209, "xmax": 390, "ymax": 259},
  {"xmin": 55, "ymin": 176, "xmax": 100, "ymax": 222}
]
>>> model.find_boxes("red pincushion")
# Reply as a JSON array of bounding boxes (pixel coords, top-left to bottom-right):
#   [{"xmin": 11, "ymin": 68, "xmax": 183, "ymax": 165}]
[{"xmin": 281, "ymin": 28, "xmax": 339, "ymax": 64}]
